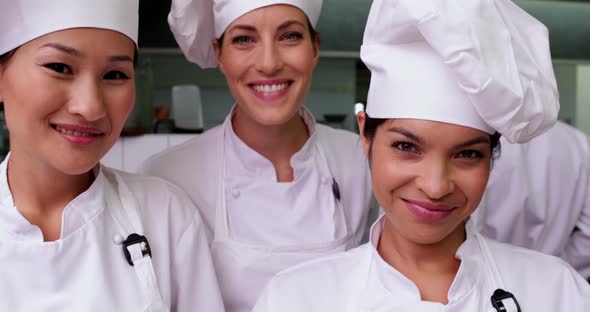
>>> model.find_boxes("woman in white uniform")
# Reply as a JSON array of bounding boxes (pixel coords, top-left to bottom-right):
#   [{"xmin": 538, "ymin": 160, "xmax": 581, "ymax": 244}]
[
  {"xmin": 252, "ymin": 0, "xmax": 590, "ymax": 311},
  {"xmin": 477, "ymin": 121, "xmax": 590, "ymax": 279},
  {"xmin": 141, "ymin": 1, "xmax": 376, "ymax": 311},
  {"xmin": 0, "ymin": 1, "xmax": 223, "ymax": 311}
]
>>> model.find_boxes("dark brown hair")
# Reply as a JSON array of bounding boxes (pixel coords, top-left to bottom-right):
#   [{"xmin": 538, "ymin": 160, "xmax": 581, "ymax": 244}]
[{"xmin": 362, "ymin": 114, "xmax": 502, "ymax": 159}]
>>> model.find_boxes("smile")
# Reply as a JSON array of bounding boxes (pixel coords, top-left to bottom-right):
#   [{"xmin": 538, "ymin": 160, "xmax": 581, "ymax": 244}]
[
  {"xmin": 252, "ymin": 83, "xmax": 289, "ymax": 93},
  {"xmin": 248, "ymin": 80, "xmax": 293, "ymax": 99},
  {"xmin": 402, "ymin": 199, "xmax": 458, "ymax": 222},
  {"xmin": 52, "ymin": 124, "xmax": 104, "ymax": 145}
]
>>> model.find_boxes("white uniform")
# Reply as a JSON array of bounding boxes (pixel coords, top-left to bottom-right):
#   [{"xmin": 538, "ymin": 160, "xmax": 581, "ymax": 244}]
[
  {"xmin": 253, "ymin": 215, "xmax": 590, "ymax": 312},
  {"xmin": 141, "ymin": 107, "xmax": 377, "ymax": 311},
  {"xmin": 478, "ymin": 121, "xmax": 590, "ymax": 279},
  {"xmin": 0, "ymin": 157, "xmax": 224, "ymax": 311}
]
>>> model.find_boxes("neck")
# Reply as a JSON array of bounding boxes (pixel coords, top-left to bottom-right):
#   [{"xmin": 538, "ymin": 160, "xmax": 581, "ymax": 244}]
[
  {"xmin": 6, "ymin": 149, "xmax": 94, "ymax": 241},
  {"xmin": 377, "ymin": 219, "xmax": 465, "ymax": 303},
  {"xmin": 231, "ymin": 106, "xmax": 310, "ymax": 182}
]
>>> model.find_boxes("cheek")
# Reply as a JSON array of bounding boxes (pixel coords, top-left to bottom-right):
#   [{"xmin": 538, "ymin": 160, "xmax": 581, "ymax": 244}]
[
  {"xmin": 369, "ymin": 144, "xmax": 408, "ymax": 200},
  {"xmin": 456, "ymin": 164, "xmax": 490, "ymax": 204},
  {"xmin": 218, "ymin": 51, "xmax": 246, "ymax": 79},
  {"xmin": 288, "ymin": 47, "xmax": 316, "ymax": 76},
  {"xmin": 106, "ymin": 87, "xmax": 135, "ymax": 128}
]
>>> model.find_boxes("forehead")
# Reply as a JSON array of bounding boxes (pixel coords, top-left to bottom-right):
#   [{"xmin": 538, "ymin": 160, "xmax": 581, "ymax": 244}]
[
  {"xmin": 16, "ymin": 28, "xmax": 135, "ymax": 56},
  {"xmin": 227, "ymin": 4, "xmax": 309, "ymax": 29},
  {"xmin": 381, "ymin": 118, "xmax": 490, "ymax": 143}
]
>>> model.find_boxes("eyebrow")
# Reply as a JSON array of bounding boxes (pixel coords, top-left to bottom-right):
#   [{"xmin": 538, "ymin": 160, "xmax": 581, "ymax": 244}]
[
  {"xmin": 453, "ymin": 136, "xmax": 490, "ymax": 149},
  {"xmin": 277, "ymin": 20, "xmax": 306, "ymax": 31},
  {"xmin": 41, "ymin": 43, "xmax": 84, "ymax": 57},
  {"xmin": 40, "ymin": 43, "xmax": 133, "ymax": 63},
  {"xmin": 388, "ymin": 127, "xmax": 424, "ymax": 143},
  {"xmin": 228, "ymin": 24, "xmax": 258, "ymax": 33},
  {"xmin": 388, "ymin": 127, "xmax": 490, "ymax": 148}
]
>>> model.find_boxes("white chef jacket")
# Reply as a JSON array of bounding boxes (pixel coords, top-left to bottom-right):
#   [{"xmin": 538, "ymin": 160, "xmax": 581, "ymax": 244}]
[
  {"xmin": 141, "ymin": 107, "xmax": 377, "ymax": 311},
  {"xmin": 477, "ymin": 121, "xmax": 590, "ymax": 279},
  {"xmin": 253, "ymin": 215, "xmax": 590, "ymax": 312},
  {"xmin": 0, "ymin": 156, "xmax": 224, "ymax": 311}
]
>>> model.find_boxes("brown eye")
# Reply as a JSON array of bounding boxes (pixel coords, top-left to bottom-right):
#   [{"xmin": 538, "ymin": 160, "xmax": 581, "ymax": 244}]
[
  {"xmin": 44, "ymin": 63, "xmax": 72, "ymax": 75},
  {"xmin": 393, "ymin": 141, "xmax": 418, "ymax": 153},
  {"xmin": 104, "ymin": 71, "xmax": 129, "ymax": 80},
  {"xmin": 456, "ymin": 150, "xmax": 484, "ymax": 159}
]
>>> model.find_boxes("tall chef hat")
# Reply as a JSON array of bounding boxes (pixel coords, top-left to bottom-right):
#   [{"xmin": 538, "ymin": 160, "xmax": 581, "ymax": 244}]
[
  {"xmin": 0, "ymin": 0, "xmax": 139, "ymax": 55},
  {"xmin": 361, "ymin": 0, "xmax": 559, "ymax": 143},
  {"xmin": 169, "ymin": 0, "xmax": 323, "ymax": 68}
]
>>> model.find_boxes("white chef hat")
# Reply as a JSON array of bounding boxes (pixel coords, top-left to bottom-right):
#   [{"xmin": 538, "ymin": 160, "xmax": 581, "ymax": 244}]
[
  {"xmin": 361, "ymin": 0, "xmax": 559, "ymax": 143},
  {"xmin": 169, "ymin": 0, "xmax": 323, "ymax": 68},
  {"xmin": 0, "ymin": 0, "xmax": 139, "ymax": 56}
]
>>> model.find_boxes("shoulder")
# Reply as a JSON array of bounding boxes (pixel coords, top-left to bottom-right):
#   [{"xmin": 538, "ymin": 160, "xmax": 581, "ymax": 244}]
[
  {"xmin": 140, "ymin": 126, "xmax": 222, "ymax": 175},
  {"xmin": 102, "ymin": 167, "xmax": 203, "ymax": 229},
  {"xmin": 316, "ymin": 124, "xmax": 363, "ymax": 148},
  {"xmin": 485, "ymin": 237, "xmax": 588, "ymax": 285},
  {"xmin": 315, "ymin": 125, "xmax": 367, "ymax": 171},
  {"xmin": 264, "ymin": 244, "xmax": 370, "ymax": 299},
  {"xmin": 484, "ymin": 237, "xmax": 590, "ymax": 307}
]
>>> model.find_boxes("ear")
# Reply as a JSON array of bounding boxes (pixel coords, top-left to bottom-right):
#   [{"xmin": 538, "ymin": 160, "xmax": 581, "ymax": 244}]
[
  {"xmin": 212, "ymin": 38, "xmax": 225, "ymax": 74},
  {"xmin": 356, "ymin": 111, "xmax": 370, "ymax": 158},
  {"xmin": 311, "ymin": 32, "xmax": 320, "ymax": 67}
]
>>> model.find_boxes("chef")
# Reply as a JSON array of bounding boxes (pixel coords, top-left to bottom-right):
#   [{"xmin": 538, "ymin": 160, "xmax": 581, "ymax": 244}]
[
  {"xmin": 140, "ymin": 1, "xmax": 377, "ymax": 311},
  {"xmin": 0, "ymin": 1, "xmax": 223, "ymax": 310},
  {"xmin": 252, "ymin": 0, "xmax": 590, "ymax": 311},
  {"xmin": 477, "ymin": 120, "xmax": 590, "ymax": 280}
]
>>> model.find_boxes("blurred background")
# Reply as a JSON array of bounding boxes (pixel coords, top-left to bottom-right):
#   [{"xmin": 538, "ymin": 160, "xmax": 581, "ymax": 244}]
[{"xmin": 2, "ymin": 0, "xmax": 588, "ymax": 169}]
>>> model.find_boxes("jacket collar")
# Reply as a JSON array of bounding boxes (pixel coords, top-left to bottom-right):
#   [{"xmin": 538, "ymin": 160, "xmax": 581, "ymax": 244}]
[
  {"xmin": 360, "ymin": 214, "xmax": 484, "ymax": 307},
  {"xmin": 0, "ymin": 154, "xmax": 106, "ymax": 243},
  {"xmin": 223, "ymin": 105, "xmax": 318, "ymax": 179}
]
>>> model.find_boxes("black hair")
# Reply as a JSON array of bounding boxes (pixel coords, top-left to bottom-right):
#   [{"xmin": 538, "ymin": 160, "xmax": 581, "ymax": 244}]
[
  {"xmin": 0, "ymin": 49, "xmax": 16, "ymax": 68},
  {"xmin": 216, "ymin": 18, "xmax": 318, "ymax": 52},
  {"xmin": 0, "ymin": 49, "xmax": 17, "ymax": 107},
  {"xmin": 362, "ymin": 114, "xmax": 502, "ymax": 159}
]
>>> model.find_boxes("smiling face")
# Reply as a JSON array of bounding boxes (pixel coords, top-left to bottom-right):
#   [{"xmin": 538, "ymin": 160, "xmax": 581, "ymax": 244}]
[
  {"xmin": 214, "ymin": 4, "xmax": 319, "ymax": 127},
  {"xmin": 358, "ymin": 115, "xmax": 492, "ymax": 245},
  {"xmin": 0, "ymin": 28, "xmax": 135, "ymax": 175}
]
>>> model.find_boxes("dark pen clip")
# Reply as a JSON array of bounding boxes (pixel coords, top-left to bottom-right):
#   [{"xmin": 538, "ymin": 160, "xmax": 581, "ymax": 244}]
[
  {"xmin": 332, "ymin": 178, "xmax": 341, "ymax": 202},
  {"xmin": 491, "ymin": 289, "xmax": 521, "ymax": 312}
]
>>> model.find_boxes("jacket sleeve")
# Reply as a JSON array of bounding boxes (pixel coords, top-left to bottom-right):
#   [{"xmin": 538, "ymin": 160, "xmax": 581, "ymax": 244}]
[
  {"xmin": 564, "ymin": 155, "xmax": 590, "ymax": 279},
  {"xmin": 563, "ymin": 138, "xmax": 590, "ymax": 280},
  {"xmin": 171, "ymin": 209, "xmax": 225, "ymax": 311}
]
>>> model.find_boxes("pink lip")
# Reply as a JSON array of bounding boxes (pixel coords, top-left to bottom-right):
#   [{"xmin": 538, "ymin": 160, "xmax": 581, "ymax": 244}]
[
  {"xmin": 247, "ymin": 79, "xmax": 293, "ymax": 102},
  {"xmin": 403, "ymin": 199, "xmax": 457, "ymax": 222},
  {"xmin": 52, "ymin": 123, "xmax": 104, "ymax": 145}
]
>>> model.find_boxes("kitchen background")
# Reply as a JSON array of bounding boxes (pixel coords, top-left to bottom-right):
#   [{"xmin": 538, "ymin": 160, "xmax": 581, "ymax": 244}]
[{"xmin": 1, "ymin": 0, "xmax": 588, "ymax": 170}]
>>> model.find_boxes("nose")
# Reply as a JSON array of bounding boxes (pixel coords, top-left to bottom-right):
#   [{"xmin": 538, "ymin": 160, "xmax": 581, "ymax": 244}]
[
  {"xmin": 415, "ymin": 159, "xmax": 455, "ymax": 200},
  {"xmin": 254, "ymin": 40, "xmax": 283, "ymax": 75},
  {"xmin": 67, "ymin": 77, "xmax": 107, "ymax": 121}
]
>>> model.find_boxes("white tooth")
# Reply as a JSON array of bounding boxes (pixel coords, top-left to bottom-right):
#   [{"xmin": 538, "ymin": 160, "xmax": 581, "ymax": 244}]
[
  {"xmin": 278, "ymin": 83, "xmax": 286, "ymax": 90},
  {"xmin": 270, "ymin": 85, "xmax": 278, "ymax": 92},
  {"xmin": 263, "ymin": 85, "xmax": 271, "ymax": 93},
  {"xmin": 73, "ymin": 131, "xmax": 82, "ymax": 136}
]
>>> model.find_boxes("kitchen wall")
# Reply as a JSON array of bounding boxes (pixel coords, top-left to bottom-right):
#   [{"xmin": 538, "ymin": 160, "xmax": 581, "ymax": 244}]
[{"xmin": 131, "ymin": 49, "xmax": 589, "ymax": 135}]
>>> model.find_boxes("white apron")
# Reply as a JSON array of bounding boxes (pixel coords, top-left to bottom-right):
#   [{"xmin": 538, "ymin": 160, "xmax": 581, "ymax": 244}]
[
  {"xmin": 211, "ymin": 125, "xmax": 356, "ymax": 312},
  {"xmin": 103, "ymin": 169, "xmax": 167, "ymax": 312}
]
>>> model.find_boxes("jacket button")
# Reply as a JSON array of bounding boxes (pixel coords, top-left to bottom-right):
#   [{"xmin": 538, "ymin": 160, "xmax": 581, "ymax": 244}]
[{"xmin": 232, "ymin": 189, "xmax": 240, "ymax": 198}]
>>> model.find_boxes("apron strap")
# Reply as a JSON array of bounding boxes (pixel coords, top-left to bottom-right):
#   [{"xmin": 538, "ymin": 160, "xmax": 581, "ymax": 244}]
[
  {"xmin": 476, "ymin": 233, "xmax": 521, "ymax": 312},
  {"xmin": 103, "ymin": 168, "xmax": 165, "ymax": 310}
]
